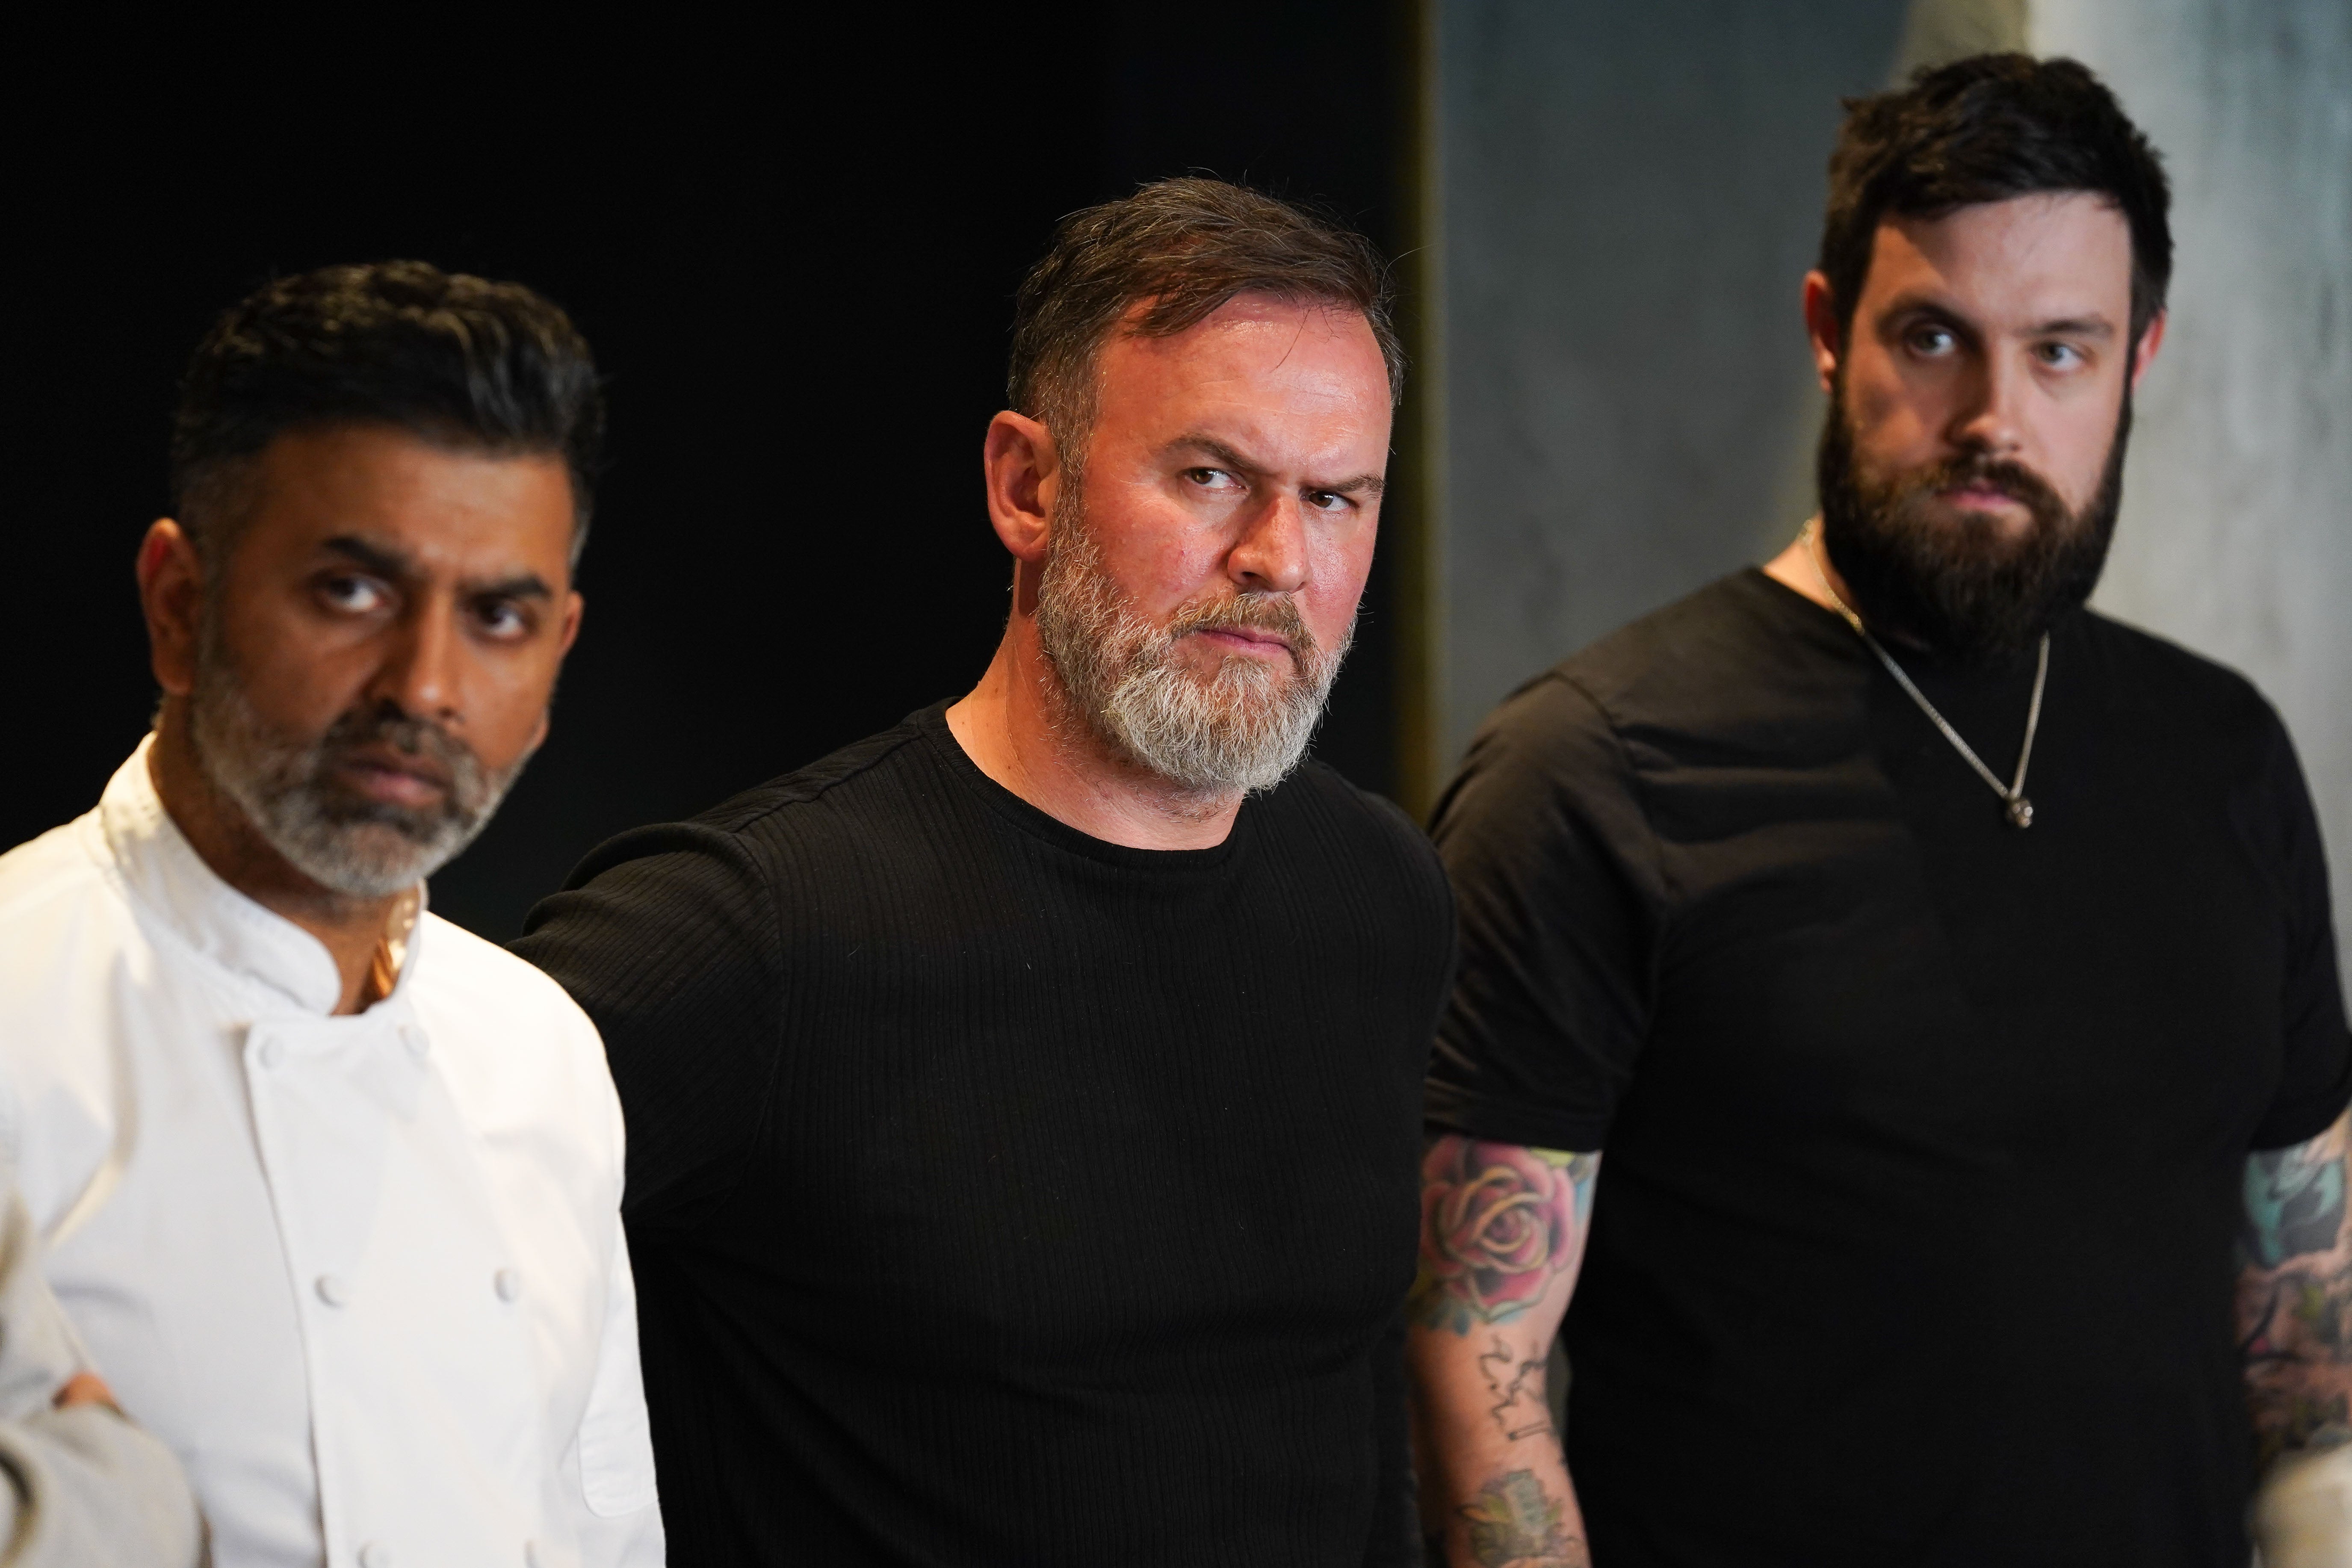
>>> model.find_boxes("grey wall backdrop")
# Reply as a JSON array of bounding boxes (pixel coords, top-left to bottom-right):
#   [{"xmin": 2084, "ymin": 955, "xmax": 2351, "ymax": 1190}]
[
  {"xmin": 2036, "ymin": 0, "xmax": 2352, "ymax": 974},
  {"xmin": 1428, "ymin": 0, "xmax": 2352, "ymax": 969}
]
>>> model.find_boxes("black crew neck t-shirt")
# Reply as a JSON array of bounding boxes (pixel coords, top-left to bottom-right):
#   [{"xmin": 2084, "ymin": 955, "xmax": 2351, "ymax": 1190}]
[
  {"xmin": 513, "ymin": 702, "xmax": 1455, "ymax": 1567},
  {"xmin": 1426, "ymin": 570, "xmax": 2351, "ymax": 1567}
]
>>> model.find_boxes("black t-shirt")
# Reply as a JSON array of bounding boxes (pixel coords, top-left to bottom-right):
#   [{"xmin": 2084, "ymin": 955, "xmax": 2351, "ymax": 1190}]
[
  {"xmin": 1426, "ymin": 570, "xmax": 2352, "ymax": 1567},
  {"xmin": 513, "ymin": 702, "xmax": 1455, "ymax": 1567}
]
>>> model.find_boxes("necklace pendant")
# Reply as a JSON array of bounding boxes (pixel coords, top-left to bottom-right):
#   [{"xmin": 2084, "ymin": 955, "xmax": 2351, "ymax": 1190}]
[{"xmin": 2007, "ymin": 796, "xmax": 2035, "ymax": 830}]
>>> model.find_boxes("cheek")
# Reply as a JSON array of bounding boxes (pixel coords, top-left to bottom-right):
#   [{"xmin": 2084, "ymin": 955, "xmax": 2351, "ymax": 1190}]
[
  {"xmin": 464, "ymin": 652, "xmax": 566, "ymax": 767},
  {"xmin": 1303, "ymin": 523, "xmax": 1377, "ymax": 638},
  {"xmin": 2043, "ymin": 396, "xmax": 2125, "ymax": 508},
  {"xmin": 212, "ymin": 597, "xmax": 375, "ymax": 730}
]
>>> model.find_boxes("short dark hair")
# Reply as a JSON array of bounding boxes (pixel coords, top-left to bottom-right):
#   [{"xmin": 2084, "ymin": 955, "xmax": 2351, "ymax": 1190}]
[
  {"xmin": 1008, "ymin": 177, "xmax": 1401, "ymax": 472},
  {"xmin": 1820, "ymin": 54, "xmax": 2172, "ymax": 344},
  {"xmin": 170, "ymin": 260, "xmax": 604, "ymax": 563}
]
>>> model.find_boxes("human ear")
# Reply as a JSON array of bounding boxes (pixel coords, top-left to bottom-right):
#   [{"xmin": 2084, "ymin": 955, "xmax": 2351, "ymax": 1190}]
[
  {"xmin": 2128, "ymin": 309, "xmax": 2168, "ymax": 390},
  {"xmin": 1802, "ymin": 271, "xmax": 1843, "ymax": 393},
  {"xmin": 982, "ymin": 411, "xmax": 1061, "ymax": 566},
  {"xmin": 556, "ymin": 590, "xmax": 585, "ymax": 659},
  {"xmin": 137, "ymin": 520, "xmax": 205, "ymax": 697}
]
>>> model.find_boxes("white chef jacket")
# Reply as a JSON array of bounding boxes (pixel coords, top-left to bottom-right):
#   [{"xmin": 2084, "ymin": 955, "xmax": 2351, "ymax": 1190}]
[{"xmin": 0, "ymin": 742, "xmax": 664, "ymax": 1568}]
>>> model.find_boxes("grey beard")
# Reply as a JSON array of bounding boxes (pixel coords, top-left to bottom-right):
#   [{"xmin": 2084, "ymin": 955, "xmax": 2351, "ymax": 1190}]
[
  {"xmin": 186, "ymin": 631, "xmax": 532, "ymax": 899},
  {"xmin": 1033, "ymin": 507, "xmax": 1351, "ymax": 796}
]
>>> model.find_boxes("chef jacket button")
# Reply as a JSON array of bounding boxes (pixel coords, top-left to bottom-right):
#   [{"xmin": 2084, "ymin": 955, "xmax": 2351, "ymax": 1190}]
[
  {"xmin": 359, "ymin": 1544, "xmax": 390, "ymax": 1568},
  {"xmin": 316, "ymin": 1275, "xmax": 349, "ymax": 1308},
  {"xmin": 399, "ymin": 1024, "xmax": 428, "ymax": 1058},
  {"xmin": 255, "ymin": 1037, "xmax": 283, "ymax": 1069},
  {"xmin": 494, "ymin": 1267, "xmax": 521, "ymax": 1302}
]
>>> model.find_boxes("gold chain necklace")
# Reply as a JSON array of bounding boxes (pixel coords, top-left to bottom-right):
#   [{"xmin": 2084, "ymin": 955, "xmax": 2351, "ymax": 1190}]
[{"xmin": 1804, "ymin": 519, "xmax": 2048, "ymax": 830}]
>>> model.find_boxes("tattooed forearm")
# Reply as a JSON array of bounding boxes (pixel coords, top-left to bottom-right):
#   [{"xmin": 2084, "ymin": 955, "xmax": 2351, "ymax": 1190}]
[
  {"xmin": 1455, "ymin": 1469, "xmax": 1588, "ymax": 1568},
  {"xmin": 2240, "ymin": 1113, "xmax": 2352, "ymax": 1469},
  {"xmin": 1409, "ymin": 1137, "xmax": 1598, "ymax": 1335},
  {"xmin": 1477, "ymin": 1337, "xmax": 1554, "ymax": 1442}
]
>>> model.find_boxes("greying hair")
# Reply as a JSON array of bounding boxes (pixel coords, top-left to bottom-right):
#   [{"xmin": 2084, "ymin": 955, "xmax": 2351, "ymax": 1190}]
[{"xmin": 1007, "ymin": 177, "xmax": 1402, "ymax": 477}]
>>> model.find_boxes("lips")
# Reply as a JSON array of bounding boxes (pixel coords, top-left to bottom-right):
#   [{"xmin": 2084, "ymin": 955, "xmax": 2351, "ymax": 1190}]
[
  {"xmin": 331, "ymin": 744, "xmax": 452, "ymax": 809},
  {"xmin": 1193, "ymin": 625, "xmax": 1296, "ymax": 655}
]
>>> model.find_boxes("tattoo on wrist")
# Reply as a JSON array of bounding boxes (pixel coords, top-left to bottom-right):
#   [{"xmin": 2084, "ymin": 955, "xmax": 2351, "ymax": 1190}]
[
  {"xmin": 1410, "ymin": 1139, "xmax": 1594, "ymax": 1335},
  {"xmin": 1455, "ymin": 1469, "xmax": 1587, "ymax": 1568}
]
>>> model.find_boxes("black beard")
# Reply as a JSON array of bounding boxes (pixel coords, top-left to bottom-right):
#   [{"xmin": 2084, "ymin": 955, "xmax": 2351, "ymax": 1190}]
[{"xmin": 1815, "ymin": 380, "xmax": 2130, "ymax": 669}]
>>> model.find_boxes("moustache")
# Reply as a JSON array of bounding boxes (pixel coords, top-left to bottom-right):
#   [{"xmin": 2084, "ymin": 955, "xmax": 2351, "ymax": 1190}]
[
  {"xmin": 1912, "ymin": 452, "xmax": 2069, "ymax": 523},
  {"xmin": 1162, "ymin": 593, "xmax": 1314, "ymax": 664},
  {"xmin": 314, "ymin": 704, "xmax": 486, "ymax": 818}
]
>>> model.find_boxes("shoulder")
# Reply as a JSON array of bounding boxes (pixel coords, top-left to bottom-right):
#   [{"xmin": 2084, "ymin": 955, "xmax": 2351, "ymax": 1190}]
[
  {"xmin": 1463, "ymin": 571, "xmax": 1825, "ymax": 768},
  {"xmin": 0, "ymin": 816, "xmax": 109, "ymax": 930},
  {"xmin": 1272, "ymin": 760, "xmax": 1425, "ymax": 842},
  {"xmin": 412, "ymin": 914, "xmax": 622, "ymax": 1145},
  {"xmin": 0, "ymin": 816, "xmax": 132, "ymax": 1042},
  {"xmin": 1259, "ymin": 763, "xmax": 1453, "ymax": 915},
  {"xmin": 1551, "ymin": 570, "xmax": 1823, "ymax": 715},
  {"xmin": 550, "ymin": 711, "xmax": 934, "ymax": 905},
  {"xmin": 418, "ymin": 912, "xmax": 603, "ymax": 1044},
  {"xmin": 512, "ymin": 713, "xmax": 946, "ymax": 1014},
  {"xmin": 2074, "ymin": 610, "xmax": 2281, "ymax": 738}
]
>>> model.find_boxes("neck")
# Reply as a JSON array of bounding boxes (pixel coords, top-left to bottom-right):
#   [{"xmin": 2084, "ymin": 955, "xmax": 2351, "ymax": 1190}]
[
  {"xmin": 149, "ymin": 700, "xmax": 403, "ymax": 1015},
  {"xmin": 1762, "ymin": 515, "xmax": 1860, "ymax": 620},
  {"xmin": 946, "ymin": 623, "xmax": 1245, "ymax": 853}
]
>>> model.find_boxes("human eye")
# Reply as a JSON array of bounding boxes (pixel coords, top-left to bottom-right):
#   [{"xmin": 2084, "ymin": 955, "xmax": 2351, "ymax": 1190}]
[
  {"xmin": 1907, "ymin": 323, "xmax": 1958, "ymax": 357},
  {"xmin": 2035, "ymin": 340, "xmax": 2086, "ymax": 369},
  {"xmin": 316, "ymin": 574, "xmax": 389, "ymax": 615},
  {"xmin": 1305, "ymin": 489, "xmax": 1353, "ymax": 514},
  {"xmin": 1184, "ymin": 466, "xmax": 1243, "ymax": 493},
  {"xmin": 473, "ymin": 597, "xmax": 535, "ymax": 641}
]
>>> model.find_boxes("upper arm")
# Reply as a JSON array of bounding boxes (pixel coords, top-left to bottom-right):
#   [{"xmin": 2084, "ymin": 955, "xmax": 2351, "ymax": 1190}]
[
  {"xmin": 2249, "ymin": 713, "xmax": 2352, "ymax": 1151},
  {"xmin": 1426, "ymin": 677, "xmax": 1664, "ymax": 1155},
  {"xmin": 511, "ymin": 824, "xmax": 783, "ymax": 1228}
]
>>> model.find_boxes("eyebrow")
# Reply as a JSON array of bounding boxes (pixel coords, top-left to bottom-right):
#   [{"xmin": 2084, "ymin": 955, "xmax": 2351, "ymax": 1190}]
[
  {"xmin": 1172, "ymin": 435, "xmax": 1386, "ymax": 497},
  {"xmin": 320, "ymin": 534, "xmax": 553, "ymax": 600},
  {"xmin": 1882, "ymin": 293, "xmax": 2118, "ymax": 341}
]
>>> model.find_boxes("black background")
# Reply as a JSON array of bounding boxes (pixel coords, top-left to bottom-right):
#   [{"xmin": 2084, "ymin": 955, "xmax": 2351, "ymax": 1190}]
[{"xmin": 2, "ymin": 5, "xmax": 1411, "ymax": 939}]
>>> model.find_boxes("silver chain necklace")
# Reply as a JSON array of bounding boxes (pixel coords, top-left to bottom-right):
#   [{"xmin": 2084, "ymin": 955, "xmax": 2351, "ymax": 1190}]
[{"xmin": 1804, "ymin": 519, "xmax": 2048, "ymax": 830}]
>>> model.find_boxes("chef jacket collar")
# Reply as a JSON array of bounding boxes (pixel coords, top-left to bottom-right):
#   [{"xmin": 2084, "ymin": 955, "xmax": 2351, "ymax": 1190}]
[{"xmin": 99, "ymin": 736, "xmax": 426, "ymax": 1017}]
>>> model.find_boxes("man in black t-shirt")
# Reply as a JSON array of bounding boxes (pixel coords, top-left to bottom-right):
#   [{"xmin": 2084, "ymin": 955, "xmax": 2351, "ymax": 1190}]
[
  {"xmin": 512, "ymin": 180, "xmax": 1454, "ymax": 1566},
  {"xmin": 1408, "ymin": 56, "xmax": 2352, "ymax": 1568}
]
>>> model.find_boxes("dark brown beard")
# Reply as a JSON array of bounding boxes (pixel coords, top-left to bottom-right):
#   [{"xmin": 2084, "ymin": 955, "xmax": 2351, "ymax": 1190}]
[{"xmin": 1816, "ymin": 379, "xmax": 2130, "ymax": 669}]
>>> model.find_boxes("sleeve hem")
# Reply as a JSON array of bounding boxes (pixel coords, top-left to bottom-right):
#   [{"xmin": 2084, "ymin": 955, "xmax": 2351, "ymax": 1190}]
[
  {"xmin": 2251, "ymin": 1079, "xmax": 2352, "ymax": 1152},
  {"xmin": 1423, "ymin": 1081, "xmax": 1610, "ymax": 1154}
]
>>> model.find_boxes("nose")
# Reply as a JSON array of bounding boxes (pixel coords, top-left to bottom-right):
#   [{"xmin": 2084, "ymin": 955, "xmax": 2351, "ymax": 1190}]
[
  {"xmin": 1949, "ymin": 348, "xmax": 2028, "ymax": 458},
  {"xmin": 368, "ymin": 596, "xmax": 463, "ymax": 728},
  {"xmin": 1226, "ymin": 490, "xmax": 1310, "ymax": 596}
]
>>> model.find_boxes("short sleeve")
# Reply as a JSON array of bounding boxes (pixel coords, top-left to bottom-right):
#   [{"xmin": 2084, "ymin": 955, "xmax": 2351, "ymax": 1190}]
[
  {"xmin": 1425, "ymin": 674, "xmax": 1668, "ymax": 1152},
  {"xmin": 2248, "ymin": 715, "xmax": 2352, "ymax": 1150},
  {"xmin": 512, "ymin": 823, "xmax": 783, "ymax": 1228}
]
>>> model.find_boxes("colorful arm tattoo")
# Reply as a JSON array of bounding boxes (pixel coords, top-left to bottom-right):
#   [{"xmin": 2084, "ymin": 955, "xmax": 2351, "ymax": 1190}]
[
  {"xmin": 2241, "ymin": 1111, "xmax": 2352, "ymax": 1468},
  {"xmin": 1408, "ymin": 1136, "xmax": 1598, "ymax": 1336}
]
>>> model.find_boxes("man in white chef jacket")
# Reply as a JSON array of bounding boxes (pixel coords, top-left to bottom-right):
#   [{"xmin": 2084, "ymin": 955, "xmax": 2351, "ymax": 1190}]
[{"xmin": 0, "ymin": 261, "xmax": 664, "ymax": 1568}]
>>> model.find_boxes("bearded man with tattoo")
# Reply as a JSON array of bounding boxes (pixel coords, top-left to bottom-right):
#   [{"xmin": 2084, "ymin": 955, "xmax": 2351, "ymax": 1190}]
[
  {"xmin": 1409, "ymin": 56, "xmax": 2351, "ymax": 1568},
  {"xmin": 514, "ymin": 180, "xmax": 1453, "ymax": 1565}
]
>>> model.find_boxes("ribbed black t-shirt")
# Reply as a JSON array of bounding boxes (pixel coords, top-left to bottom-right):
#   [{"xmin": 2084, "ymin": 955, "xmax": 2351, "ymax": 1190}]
[
  {"xmin": 1427, "ymin": 570, "xmax": 2352, "ymax": 1567},
  {"xmin": 514, "ymin": 702, "xmax": 1455, "ymax": 1567}
]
